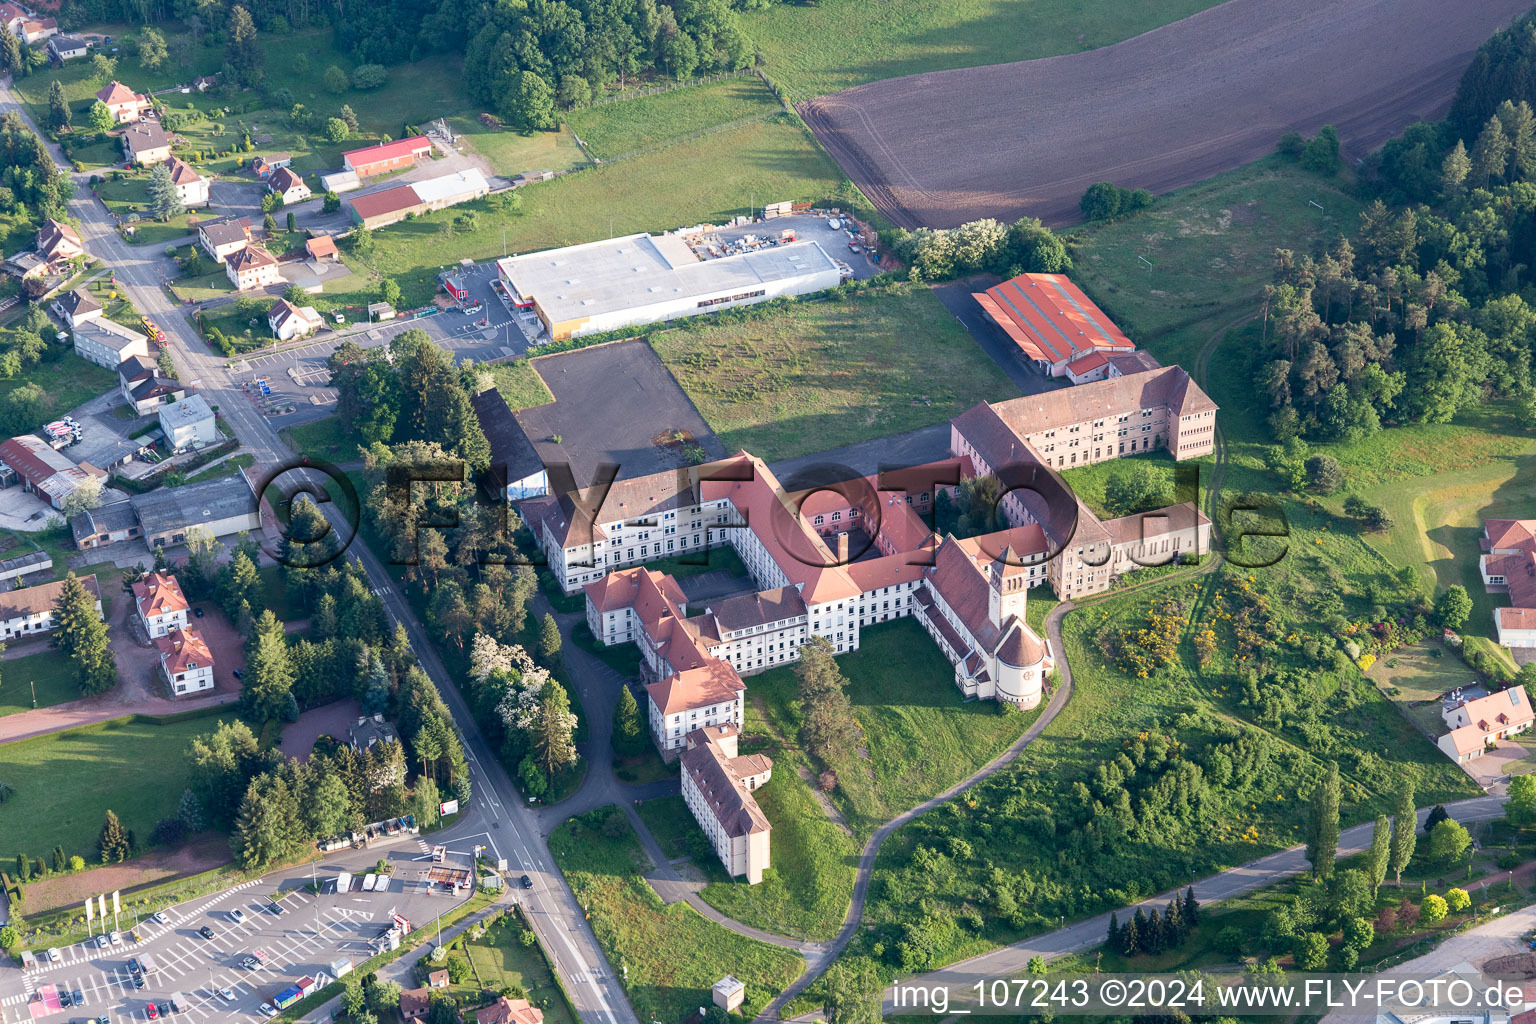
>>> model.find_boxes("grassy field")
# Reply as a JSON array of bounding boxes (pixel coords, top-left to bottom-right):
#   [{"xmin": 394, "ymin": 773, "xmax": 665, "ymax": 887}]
[
  {"xmin": 279, "ymin": 417, "xmax": 364, "ymax": 464},
  {"xmin": 0, "ymin": 352, "xmax": 118, "ymax": 419},
  {"xmin": 168, "ymin": 268, "xmax": 236, "ymax": 303},
  {"xmin": 549, "ymin": 806, "xmax": 803, "ymax": 1024},
  {"xmin": 568, "ymin": 76, "xmax": 781, "ymax": 159},
  {"xmin": 453, "ymin": 911, "xmax": 576, "ymax": 1024},
  {"xmin": 448, "ymin": 116, "xmax": 585, "ymax": 177},
  {"xmin": 362, "ymin": 115, "xmax": 851, "ymax": 308},
  {"xmin": 743, "ymin": 0, "xmax": 1223, "ymax": 100},
  {"xmin": 696, "ymin": 745, "xmax": 858, "ymax": 941},
  {"xmin": 487, "ymin": 361, "xmax": 555, "ymax": 412},
  {"xmin": 0, "ymin": 712, "xmax": 234, "ymax": 858},
  {"xmin": 747, "ymin": 617, "xmax": 1032, "ymax": 837},
  {"xmin": 94, "ymin": 175, "xmax": 205, "ymax": 247},
  {"xmin": 0, "ymin": 651, "xmax": 84, "ymax": 717},
  {"xmin": 650, "ymin": 283, "xmax": 1015, "ymax": 462},
  {"xmin": 1069, "ymin": 157, "xmax": 1364, "ymax": 366}
]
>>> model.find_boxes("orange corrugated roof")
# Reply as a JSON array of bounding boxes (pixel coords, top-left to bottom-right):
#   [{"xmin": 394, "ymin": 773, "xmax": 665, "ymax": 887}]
[{"xmin": 977, "ymin": 273, "xmax": 1135, "ymax": 364}]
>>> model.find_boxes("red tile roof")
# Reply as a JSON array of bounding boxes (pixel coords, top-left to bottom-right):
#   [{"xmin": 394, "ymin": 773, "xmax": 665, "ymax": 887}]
[
  {"xmin": 343, "ymin": 136, "xmax": 432, "ymax": 169},
  {"xmin": 156, "ymin": 626, "xmax": 212, "ymax": 675},
  {"xmin": 305, "ymin": 235, "xmax": 337, "ymax": 260},
  {"xmin": 975, "ymin": 273, "xmax": 1135, "ymax": 365},
  {"xmin": 228, "ymin": 244, "xmax": 277, "ymax": 271},
  {"xmin": 346, "ymin": 184, "xmax": 420, "ymax": 220},
  {"xmin": 681, "ymin": 727, "xmax": 770, "ymax": 838},
  {"xmin": 1066, "ymin": 350, "xmax": 1109, "ymax": 375},
  {"xmin": 96, "ymin": 80, "xmax": 140, "ymax": 106},
  {"xmin": 164, "ymin": 156, "xmax": 202, "ymax": 185},
  {"xmin": 646, "ymin": 660, "xmax": 742, "ymax": 716},
  {"xmin": 134, "ymin": 571, "xmax": 188, "ymax": 618}
]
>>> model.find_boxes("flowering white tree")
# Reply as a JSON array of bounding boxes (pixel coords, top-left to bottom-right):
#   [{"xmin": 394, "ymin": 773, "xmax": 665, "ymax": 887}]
[{"xmin": 470, "ymin": 632, "xmax": 550, "ymax": 733}]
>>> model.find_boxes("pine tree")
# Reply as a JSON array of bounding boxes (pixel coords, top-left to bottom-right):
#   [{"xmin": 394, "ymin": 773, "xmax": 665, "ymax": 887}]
[
  {"xmin": 224, "ymin": 6, "xmax": 263, "ymax": 87},
  {"xmin": 177, "ymin": 789, "xmax": 203, "ymax": 832},
  {"xmin": 0, "ymin": 24, "xmax": 22, "ymax": 79},
  {"xmin": 47, "ymin": 79, "xmax": 68, "ymax": 132},
  {"xmin": 97, "ymin": 810, "xmax": 129, "ymax": 863},
  {"xmin": 1182, "ymin": 886, "xmax": 1199, "ymax": 926},
  {"xmin": 1472, "ymin": 115, "xmax": 1511, "ymax": 188},
  {"xmin": 52, "ymin": 846, "xmax": 64, "ymax": 872},
  {"xmin": 147, "ymin": 161, "xmax": 184, "ymax": 222},
  {"xmin": 240, "ymin": 610, "xmax": 297, "ymax": 721},
  {"xmin": 1120, "ymin": 914, "xmax": 1139, "ymax": 957},
  {"xmin": 1496, "ymin": 99, "xmax": 1536, "ymax": 179},
  {"xmin": 1390, "ymin": 780, "xmax": 1417, "ymax": 887},
  {"xmin": 1441, "ymin": 139, "xmax": 1471, "ymax": 194},
  {"xmin": 1129, "ymin": 907, "xmax": 1149, "ymax": 955},
  {"xmin": 1145, "ymin": 909, "xmax": 1165, "ymax": 955},
  {"xmin": 1165, "ymin": 897, "xmax": 1184, "ymax": 945},
  {"xmin": 1306, "ymin": 761, "xmax": 1341, "ymax": 879},
  {"xmin": 612, "ymin": 684, "xmax": 644, "ymax": 759},
  {"xmin": 796, "ymin": 635, "xmax": 862, "ymax": 763},
  {"xmin": 533, "ymin": 679, "xmax": 578, "ymax": 778},
  {"xmin": 53, "ymin": 572, "xmax": 116, "ymax": 695},
  {"xmin": 1106, "ymin": 912, "xmax": 1120, "ymax": 951},
  {"xmin": 537, "ymin": 613, "xmax": 561, "ymax": 665}
]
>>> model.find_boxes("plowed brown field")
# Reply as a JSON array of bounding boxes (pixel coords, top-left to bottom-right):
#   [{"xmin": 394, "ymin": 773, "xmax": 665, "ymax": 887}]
[{"xmin": 800, "ymin": 0, "xmax": 1532, "ymax": 228}]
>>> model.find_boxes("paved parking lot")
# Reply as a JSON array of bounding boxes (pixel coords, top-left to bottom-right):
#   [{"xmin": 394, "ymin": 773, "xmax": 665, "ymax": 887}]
[
  {"xmin": 1, "ymin": 842, "xmax": 481, "ymax": 1024},
  {"xmin": 710, "ymin": 213, "xmax": 882, "ymax": 280},
  {"xmin": 235, "ymin": 261, "xmax": 534, "ymax": 428}
]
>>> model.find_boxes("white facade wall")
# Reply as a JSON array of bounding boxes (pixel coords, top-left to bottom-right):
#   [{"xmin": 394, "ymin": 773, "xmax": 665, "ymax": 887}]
[
  {"xmin": 165, "ymin": 660, "xmax": 214, "ymax": 695},
  {"xmin": 141, "ymin": 606, "xmax": 188, "ymax": 639}
]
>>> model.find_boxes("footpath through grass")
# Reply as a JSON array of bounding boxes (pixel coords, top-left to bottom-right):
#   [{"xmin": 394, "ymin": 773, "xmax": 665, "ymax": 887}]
[
  {"xmin": 549, "ymin": 806, "xmax": 803, "ymax": 1024},
  {"xmin": 568, "ymin": 76, "xmax": 781, "ymax": 159},
  {"xmin": 650, "ymin": 284, "xmax": 1015, "ymax": 462},
  {"xmin": 0, "ymin": 710, "xmax": 235, "ymax": 858},
  {"xmin": 743, "ymin": 0, "xmax": 1224, "ymax": 100}
]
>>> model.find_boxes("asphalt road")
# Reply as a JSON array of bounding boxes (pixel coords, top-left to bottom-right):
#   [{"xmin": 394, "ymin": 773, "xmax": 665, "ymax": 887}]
[{"xmin": 0, "ymin": 77, "xmax": 635, "ymax": 1024}]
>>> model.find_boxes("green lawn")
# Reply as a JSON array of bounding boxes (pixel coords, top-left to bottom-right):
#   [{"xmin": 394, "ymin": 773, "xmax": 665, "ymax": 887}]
[
  {"xmin": 169, "ymin": 268, "xmax": 236, "ymax": 303},
  {"xmin": 185, "ymin": 453, "xmax": 255, "ymax": 484},
  {"xmin": 451, "ymin": 911, "xmax": 577, "ymax": 1024},
  {"xmin": 634, "ymin": 794, "xmax": 699, "ymax": 862},
  {"xmin": 1058, "ymin": 449, "xmax": 1189, "ymax": 521},
  {"xmin": 747, "ymin": 617, "xmax": 1033, "ymax": 838},
  {"xmin": 0, "ymin": 651, "xmax": 83, "ymax": 717},
  {"xmin": 568, "ymin": 76, "xmax": 781, "ymax": 160},
  {"xmin": 486, "ymin": 361, "xmax": 555, "ymax": 412},
  {"xmin": 362, "ymin": 114, "xmax": 852, "ymax": 309},
  {"xmin": 697, "ymin": 746, "xmax": 858, "ymax": 941},
  {"xmin": 1069, "ymin": 157, "xmax": 1365, "ymax": 366},
  {"xmin": 549, "ymin": 806, "xmax": 804, "ymax": 1024},
  {"xmin": 0, "ymin": 711, "xmax": 234, "ymax": 858},
  {"xmin": 448, "ymin": 116, "xmax": 586, "ymax": 177},
  {"xmin": 743, "ymin": 0, "xmax": 1224, "ymax": 100},
  {"xmin": 0, "ymin": 352, "xmax": 117, "ymax": 417},
  {"xmin": 279, "ymin": 416, "xmax": 363, "ymax": 464},
  {"xmin": 650, "ymin": 283, "xmax": 1015, "ymax": 462},
  {"xmin": 94, "ymin": 175, "xmax": 203, "ymax": 247}
]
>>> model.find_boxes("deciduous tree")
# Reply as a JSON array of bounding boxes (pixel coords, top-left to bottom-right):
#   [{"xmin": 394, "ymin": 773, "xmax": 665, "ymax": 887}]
[{"xmin": 1305, "ymin": 761, "xmax": 1341, "ymax": 879}]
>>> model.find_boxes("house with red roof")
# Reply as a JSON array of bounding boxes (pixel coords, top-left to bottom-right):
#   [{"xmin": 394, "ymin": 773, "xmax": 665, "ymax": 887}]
[
  {"xmin": 973, "ymin": 272, "xmax": 1138, "ymax": 379},
  {"xmin": 1437, "ymin": 685, "xmax": 1534, "ymax": 764},
  {"xmin": 157, "ymin": 626, "xmax": 213, "ymax": 696},
  {"xmin": 1481, "ymin": 519, "xmax": 1536, "ymax": 651},
  {"xmin": 95, "ymin": 80, "xmax": 151, "ymax": 123},
  {"xmin": 133, "ymin": 571, "xmax": 189, "ymax": 638}
]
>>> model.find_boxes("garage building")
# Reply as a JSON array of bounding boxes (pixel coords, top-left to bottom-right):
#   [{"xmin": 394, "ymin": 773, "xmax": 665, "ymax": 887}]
[
  {"xmin": 131, "ymin": 470, "xmax": 261, "ymax": 548},
  {"xmin": 495, "ymin": 232, "xmax": 842, "ymax": 341}
]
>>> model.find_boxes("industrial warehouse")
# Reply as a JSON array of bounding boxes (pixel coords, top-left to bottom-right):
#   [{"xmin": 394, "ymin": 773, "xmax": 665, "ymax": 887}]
[
  {"xmin": 494, "ymin": 229, "xmax": 845, "ymax": 341},
  {"xmin": 345, "ymin": 168, "xmax": 491, "ymax": 230}
]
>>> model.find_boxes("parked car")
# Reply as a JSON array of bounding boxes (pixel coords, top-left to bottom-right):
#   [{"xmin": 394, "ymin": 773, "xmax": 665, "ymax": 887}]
[
  {"xmin": 258, "ymin": 1005, "xmax": 276, "ymax": 1019},
  {"xmin": 331, "ymin": 310, "xmax": 345, "ymax": 324},
  {"xmin": 217, "ymin": 989, "xmax": 235, "ymax": 1004},
  {"xmin": 146, "ymin": 1004, "xmax": 157, "ymax": 1020},
  {"xmin": 109, "ymin": 932, "xmax": 123, "ymax": 946},
  {"xmin": 232, "ymin": 669, "xmax": 242, "ymax": 680},
  {"xmin": 131, "ymin": 976, "xmax": 144, "ymax": 991},
  {"xmin": 265, "ymin": 901, "xmax": 284, "ymax": 916},
  {"xmin": 72, "ymin": 990, "xmax": 83, "ymax": 1006},
  {"xmin": 193, "ymin": 608, "xmax": 204, "ymax": 618},
  {"xmin": 60, "ymin": 990, "xmax": 73, "ymax": 1007},
  {"xmin": 127, "ymin": 958, "xmax": 141, "ymax": 976},
  {"xmin": 228, "ymin": 908, "xmax": 245, "ymax": 924},
  {"xmin": 46, "ymin": 948, "xmax": 61, "ymax": 962},
  {"xmin": 197, "ymin": 927, "xmax": 214, "ymax": 940},
  {"xmin": 151, "ymin": 912, "xmax": 168, "ymax": 925},
  {"xmin": 239, "ymin": 956, "xmax": 258, "ymax": 970}
]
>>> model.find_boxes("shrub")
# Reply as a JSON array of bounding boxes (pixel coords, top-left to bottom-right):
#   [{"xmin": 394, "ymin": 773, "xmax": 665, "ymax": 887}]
[
  {"xmin": 1215, "ymin": 925, "xmax": 1245, "ymax": 956},
  {"xmin": 1419, "ymin": 893, "xmax": 1448, "ymax": 925},
  {"xmin": 1445, "ymin": 887, "xmax": 1471, "ymax": 913}
]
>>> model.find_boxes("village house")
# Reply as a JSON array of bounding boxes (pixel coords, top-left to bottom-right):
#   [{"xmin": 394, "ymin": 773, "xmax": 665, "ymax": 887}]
[
  {"xmin": 191, "ymin": 74, "xmax": 220, "ymax": 92},
  {"xmin": 399, "ymin": 989, "xmax": 430, "ymax": 1024},
  {"xmin": 35, "ymin": 219, "xmax": 83, "ymax": 266},
  {"xmin": 225, "ymin": 244, "xmax": 280, "ymax": 290},
  {"xmin": 1481, "ymin": 518, "xmax": 1536, "ymax": 651},
  {"xmin": 267, "ymin": 167, "xmax": 311, "ymax": 205},
  {"xmin": 51, "ymin": 287, "xmax": 101, "ymax": 329},
  {"xmin": 268, "ymin": 298, "xmax": 323, "ymax": 340},
  {"xmin": 70, "ymin": 501, "xmax": 140, "ymax": 550},
  {"xmin": 157, "ymin": 626, "xmax": 213, "ymax": 696},
  {"xmin": 0, "ymin": 4, "xmax": 27, "ymax": 34},
  {"xmin": 133, "ymin": 571, "xmax": 189, "ymax": 638},
  {"xmin": 305, "ymin": 234, "xmax": 338, "ymax": 262},
  {"xmin": 1438, "ymin": 685, "xmax": 1535, "ymax": 764},
  {"xmin": 73, "ymin": 317, "xmax": 151, "ymax": 369},
  {"xmin": 117, "ymin": 354, "xmax": 184, "ymax": 414},
  {"xmin": 162, "ymin": 156, "xmax": 210, "ymax": 207},
  {"xmin": 473, "ymin": 997, "xmax": 543, "ymax": 1024},
  {"xmin": 198, "ymin": 217, "xmax": 252, "ymax": 264},
  {"xmin": 158, "ymin": 394, "xmax": 217, "ymax": 450},
  {"xmin": 0, "ymin": 574, "xmax": 101, "ymax": 640},
  {"xmin": 680, "ymin": 724, "xmax": 772, "ymax": 884},
  {"xmin": 251, "ymin": 153, "xmax": 291, "ymax": 179},
  {"xmin": 47, "ymin": 34, "xmax": 86, "ymax": 62},
  {"xmin": 19, "ymin": 17, "xmax": 57, "ymax": 43},
  {"xmin": 121, "ymin": 121, "xmax": 171, "ymax": 166},
  {"xmin": 95, "ymin": 80, "xmax": 151, "ymax": 123}
]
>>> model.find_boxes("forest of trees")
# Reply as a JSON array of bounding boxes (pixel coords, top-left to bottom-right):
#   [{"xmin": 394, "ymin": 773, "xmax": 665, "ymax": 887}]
[{"xmin": 1256, "ymin": 13, "xmax": 1536, "ymax": 443}]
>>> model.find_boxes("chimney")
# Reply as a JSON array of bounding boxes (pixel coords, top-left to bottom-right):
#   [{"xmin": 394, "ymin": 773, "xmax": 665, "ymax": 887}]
[{"xmin": 837, "ymin": 532, "xmax": 849, "ymax": 564}]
